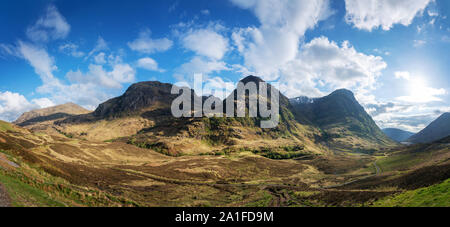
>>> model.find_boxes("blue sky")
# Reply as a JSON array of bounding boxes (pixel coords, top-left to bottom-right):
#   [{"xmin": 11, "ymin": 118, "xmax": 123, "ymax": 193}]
[{"xmin": 0, "ymin": 0, "xmax": 449, "ymax": 132}]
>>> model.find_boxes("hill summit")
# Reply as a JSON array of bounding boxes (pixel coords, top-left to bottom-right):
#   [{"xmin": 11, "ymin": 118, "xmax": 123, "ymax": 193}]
[
  {"xmin": 14, "ymin": 102, "xmax": 90, "ymax": 126},
  {"xmin": 290, "ymin": 89, "xmax": 395, "ymax": 151}
]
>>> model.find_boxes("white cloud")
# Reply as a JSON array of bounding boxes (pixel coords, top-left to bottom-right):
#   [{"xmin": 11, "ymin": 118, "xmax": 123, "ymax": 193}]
[
  {"xmin": 31, "ymin": 98, "xmax": 55, "ymax": 108},
  {"xmin": 66, "ymin": 63, "xmax": 135, "ymax": 89},
  {"xmin": 345, "ymin": 0, "xmax": 432, "ymax": 31},
  {"xmin": 17, "ymin": 41, "xmax": 60, "ymax": 87},
  {"xmin": 94, "ymin": 52, "xmax": 107, "ymax": 64},
  {"xmin": 278, "ymin": 37, "xmax": 387, "ymax": 98},
  {"xmin": 59, "ymin": 43, "xmax": 84, "ymax": 57},
  {"xmin": 370, "ymin": 103, "xmax": 448, "ymax": 132},
  {"xmin": 18, "ymin": 40, "xmax": 133, "ymax": 110},
  {"xmin": 109, "ymin": 64, "xmax": 135, "ymax": 84},
  {"xmin": 26, "ymin": 5, "xmax": 71, "ymax": 43},
  {"xmin": 128, "ymin": 29, "xmax": 173, "ymax": 54},
  {"xmin": 395, "ymin": 71, "xmax": 411, "ymax": 80},
  {"xmin": 230, "ymin": 0, "xmax": 331, "ymax": 79},
  {"xmin": 0, "ymin": 91, "xmax": 34, "ymax": 122},
  {"xmin": 203, "ymin": 77, "xmax": 235, "ymax": 100},
  {"xmin": 0, "ymin": 91, "xmax": 55, "ymax": 122},
  {"xmin": 86, "ymin": 37, "xmax": 108, "ymax": 60},
  {"xmin": 174, "ymin": 56, "xmax": 230, "ymax": 83},
  {"xmin": 182, "ymin": 29, "xmax": 229, "ymax": 59},
  {"xmin": 136, "ymin": 57, "xmax": 164, "ymax": 72},
  {"xmin": 427, "ymin": 9, "xmax": 439, "ymax": 17}
]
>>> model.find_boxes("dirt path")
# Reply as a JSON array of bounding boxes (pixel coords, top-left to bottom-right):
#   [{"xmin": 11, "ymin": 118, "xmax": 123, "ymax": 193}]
[
  {"xmin": 373, "ymin": 161, "xmax": 381, "ymax": 175},
  {"xmin": 0, "ymin": 183, "xmax": 11, "ymax": 207}
]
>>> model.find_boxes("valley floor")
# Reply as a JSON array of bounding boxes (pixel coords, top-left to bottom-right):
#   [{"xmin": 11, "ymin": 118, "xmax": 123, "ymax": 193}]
[{"xmin": 0, "ymin": 122, "xmax": 449, "ymax": 207}]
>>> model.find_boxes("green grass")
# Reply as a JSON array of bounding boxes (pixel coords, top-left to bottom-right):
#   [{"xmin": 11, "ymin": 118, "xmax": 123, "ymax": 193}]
[
  {"xmin": 377, "ymin": 153, "xmax": 428, "ymax": 172},
  {"xmin": 0, "ymin": 172, "xmax": 66, "ymax": 207},
  {"xmin": 245, "ymin": 191, "xmax": 273, "ymax": 207},
  {"xmin": 373, "ymin": 178, "xmax": 450, "ymax": 207},
  {"xmin": 0, "ymin": 121, "xmax": 14, "ymax": 132}
]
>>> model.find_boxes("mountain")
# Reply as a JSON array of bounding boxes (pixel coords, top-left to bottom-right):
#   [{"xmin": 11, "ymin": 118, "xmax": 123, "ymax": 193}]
[
  {"xmin": 52, "ymin": 76, "xmax": 394, "ymax": 154},
  {"xmin": 54, "ymin": 76, "xmax": 325, "ymax": 155},
  {"xmin": 408, "ymin": 113, "xmax": 450, "ymax": 144},
  {"xmin": 290, "ymin": 89, "xmax": 396, "ymax": 152},
  {"xmin": 14, "ymin": 103, "xmax": 91, "ymax": 127},
  {"xmin": 290, "ymin": 96, "xmax": 317, "ymax": 105},
  {"xmin": 382, "ymin": 128, "xmax": 415, "ymax": 142}
]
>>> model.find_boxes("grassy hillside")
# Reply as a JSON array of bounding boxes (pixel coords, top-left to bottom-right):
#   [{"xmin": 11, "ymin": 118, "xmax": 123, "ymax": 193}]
[
  {"xmin": 373, "ymin": 178, "xmax": 450, "ymax": 207},
  {"xmin": 291, "ymin": 89, "xmax": 397, "ymax": 152}
]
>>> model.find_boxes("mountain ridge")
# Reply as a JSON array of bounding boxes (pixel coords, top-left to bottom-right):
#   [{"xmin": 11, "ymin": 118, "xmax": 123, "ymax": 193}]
[
  {"xmin": 382, "ymin": 128, "xmax": 415, "ymax": 142},
  {"xmin": 408, "ymin": 113, "xmax": 450, "ymax": 144},
  {"xmin": 16, "ymin": 76, "xmax": 395, "ymax": 153},
  {"xmin": 14, "ymin": 102, "xmax": 91, "ymax": 126},
  {"xmin": 290, "ymin": 88, "xmax": 396, "ymax": 151}
]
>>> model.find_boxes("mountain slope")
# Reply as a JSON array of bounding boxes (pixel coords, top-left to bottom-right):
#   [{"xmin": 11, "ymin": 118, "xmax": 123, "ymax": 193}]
[
  {"xmin": 290, "ymin": 89, "xmax": 396, "ymax": 152},
  {"xmin": 123, "ymin": 76, "xmax": 325, "ymax": 156},
  {"xmin": 54, "ymin": 76, "xmax": 326, "ymax": 155},
  {"xmin": 382, "ymin": 128, "xmax": 415, "ymax": 142},
  {"xmin": 408, "ymin": 113, "xmax": 450, "ymax": 144},
  {"xmin": 14, "ymin": 103, "xmax": 90, "ymax": 126}
]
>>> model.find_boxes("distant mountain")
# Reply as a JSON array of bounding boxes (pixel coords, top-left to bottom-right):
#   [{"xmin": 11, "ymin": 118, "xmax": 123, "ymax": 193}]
[
  {"xmin": 382, "ymin": 128, "xmax": 415, "ymax": 142},
  {"xmin": 14, "ymin": 103, "xmax": 90, "ymax": 127},
  {"xmin": 290, "ymin": 89, "xmax": 396, "ymax": 151},
  {"xmin": 408, "ymin": 113, "xmax": 450, "ymax": 144}
]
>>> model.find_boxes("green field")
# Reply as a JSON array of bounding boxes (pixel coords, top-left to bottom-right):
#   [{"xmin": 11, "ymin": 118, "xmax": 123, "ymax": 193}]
[{"xmin": 373, "ymin": 178, "xmax": 450, "ymax": 207}]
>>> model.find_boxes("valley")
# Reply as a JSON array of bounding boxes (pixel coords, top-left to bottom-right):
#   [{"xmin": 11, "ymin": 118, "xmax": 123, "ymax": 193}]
[{"xmin": 0, "ymin": 76, "xmax": 448, "ymax": 207}]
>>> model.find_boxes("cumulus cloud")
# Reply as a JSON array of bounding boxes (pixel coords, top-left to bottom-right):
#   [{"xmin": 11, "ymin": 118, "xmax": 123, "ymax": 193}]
[
  {"xmin": 66, "ymin": 63, "xmax": 135, "ymax": 89},
  {"xmin": 0, "ymin": 91, "xmax": 55, "ymax": 122},
  {"xmin": 174, "ymin": 56, "xmax": 230, "ymax": 83},
  {"xmin": 128, "ymin": 29, "xmax": 173, "ymax": 54},
  {"xmin": 26, "ymin": 5, "xmax": 71, "ymax": 42},
  {"xmin": 17, "ymin": 39, "xmax": 134, "ymax": 111},
  {"xmin": 182, "ymin": 29, "xmax": 229, "ymax": 59},
  {"xmin": 374, "ymin": 112, "xmax": 438, "ymax": 132},
  {"xmin": 345, "ymin": 0, "xmax": 432, "ymax": 31},
  {"xmin": 366, "ymin": 101, "xmax": 448, "ymax": 132},
  {"xmin": 278, "ymin": 37, "xmax": 387, "ymax": 98},
  {"xmin": 136, "ymin": 57, "xmax": 164, "ymax": 72},
  {"xmin": 202, "ymin": 77, "xmax": 235, "ymax": 100},
  {"xmin": 230, "ymin": 0, "xmax": 332, "ymax": 78}
]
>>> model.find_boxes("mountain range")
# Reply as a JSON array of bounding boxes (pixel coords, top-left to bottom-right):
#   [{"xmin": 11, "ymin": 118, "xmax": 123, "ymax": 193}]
[
  {"xmin": 2, "ymin": 75, "xmax": 448, "ymax": 207},
  {"xmin": 15, "ymin": 76, "xmax": 396, "ymax": 155},
  {"xmin": 382, "ymin": 128, "xmax": 415, "ymax": 143}
]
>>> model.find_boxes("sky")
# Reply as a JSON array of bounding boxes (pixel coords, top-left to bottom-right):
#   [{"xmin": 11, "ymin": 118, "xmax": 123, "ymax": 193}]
[{"xmin": 0, "ymin": 0, "xmax": 449, "ymax": 132}]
